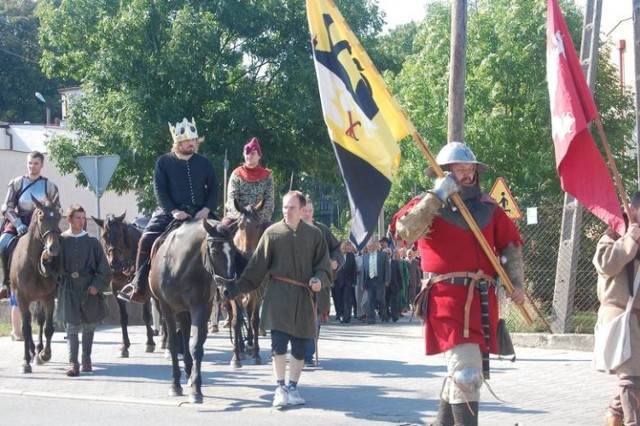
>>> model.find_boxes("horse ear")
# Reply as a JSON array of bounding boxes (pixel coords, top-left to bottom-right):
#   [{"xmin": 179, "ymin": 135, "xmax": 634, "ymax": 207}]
[
  {"xmin": 254, "ymin": 197, "xmax": 265, "ymax": 213},
  {"xmin": 202, "ymin": 218, "xmax": 215, "ymax": 236},
  {"xmin": 117, "ymin": 211, "xmax": 126, "ymax": 221},
  {"xmin": 92, "ymin": 216, "xmax": 104, "ymax": 229},
  {"xmin": 234, "ymin": 198, "xmax": 242, "ymax": 213},
  {"xmin": 31, "ymin": 195, "xmax": 44, "ymax": 210}
]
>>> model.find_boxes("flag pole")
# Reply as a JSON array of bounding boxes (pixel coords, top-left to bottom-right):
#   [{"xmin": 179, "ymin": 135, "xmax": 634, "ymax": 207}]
[
  {"xmin": 409, "ymin": 129, "xmax": 535, "ymax": 326},
  {"xmin": 594, "ymin": 117, "xmax": 633, "ymax": 219}
]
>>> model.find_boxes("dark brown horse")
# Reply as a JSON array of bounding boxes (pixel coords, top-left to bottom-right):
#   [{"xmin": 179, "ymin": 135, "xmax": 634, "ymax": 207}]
[
  {"xmin": 227, "ymin": 198, "xmax": 265, "ymax": 368},
  {"xmin": 93, "ymin": 213, "xmax": 156, "ymax": 357},
  {"xmin": 149, "ymin": 219, "xmax": 238, "ymax": 403},
  {"xmin": 11, "ymin": 197, "xmax": 61, "ymax": 373}
]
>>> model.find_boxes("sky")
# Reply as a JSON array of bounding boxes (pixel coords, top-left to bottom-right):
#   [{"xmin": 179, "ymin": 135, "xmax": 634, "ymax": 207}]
[
  {"xmin": 377, "ymin": 0, "xmax": 427, "ymax": 30},
  {"xmin": 377, "ymin": 0, "xmax": 632, "ymax": 34}
]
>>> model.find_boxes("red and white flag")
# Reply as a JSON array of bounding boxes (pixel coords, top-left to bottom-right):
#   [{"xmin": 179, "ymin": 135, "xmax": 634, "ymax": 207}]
[{"xmin": 546, "ymin": 0, "xmax": 624, "ymax": 234}]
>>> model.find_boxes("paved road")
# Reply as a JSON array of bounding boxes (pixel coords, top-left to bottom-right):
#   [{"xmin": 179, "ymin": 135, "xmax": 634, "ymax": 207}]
[{"xmin": 0, "ymin": 315, "xmax": 615, "ymax": 425}]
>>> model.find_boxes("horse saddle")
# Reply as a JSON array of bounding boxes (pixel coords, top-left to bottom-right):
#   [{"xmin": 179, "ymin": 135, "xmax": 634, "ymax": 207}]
[{"xmin": 150, "ymin": 220, "xmax": 184, "ymax": 260}]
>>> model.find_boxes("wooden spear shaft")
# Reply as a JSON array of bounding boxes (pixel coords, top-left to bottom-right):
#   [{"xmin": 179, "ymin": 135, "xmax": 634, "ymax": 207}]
[
  {"xmin": 594, "ymin": 117, "xmax": 632, "ymax": 220},
  {"xmin": 410, "ymin": 131, "xmax": 535, "ymax": 326}
]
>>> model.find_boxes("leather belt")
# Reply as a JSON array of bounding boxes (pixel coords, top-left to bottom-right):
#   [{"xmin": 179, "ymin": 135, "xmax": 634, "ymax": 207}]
[
  {"xmin": 65, "ymin": 272, "xmax": 88, "ymax": 279},
  {"xmin": 423, "ymin": 275, "xmax": 472, "ymax": 286},
  {"xmin": 270, "ymin": 274, "xmax": 308, "ymax": 288},
  {"xmin": 423, "ymin": 271, "xmax": 495, "ymax": 286}
]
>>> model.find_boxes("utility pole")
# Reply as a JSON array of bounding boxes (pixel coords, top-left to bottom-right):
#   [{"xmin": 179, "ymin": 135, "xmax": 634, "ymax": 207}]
[
  {"xmin": 448, "ymin": 0, "xmax": 468, "ymax": 143},
  {"xmin": 551, "ymin": 0, "xmax": 602, "ymax": 333}
]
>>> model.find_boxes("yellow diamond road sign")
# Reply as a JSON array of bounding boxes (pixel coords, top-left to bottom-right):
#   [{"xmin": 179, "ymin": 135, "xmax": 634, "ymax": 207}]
[{"xmin": 489, "ymin": 177, "xmax": 522, "ymax": 220}]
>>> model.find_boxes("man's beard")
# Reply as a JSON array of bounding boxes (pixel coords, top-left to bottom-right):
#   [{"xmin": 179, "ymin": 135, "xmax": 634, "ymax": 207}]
[{"xmin": 178, "ymin": 145, "xmax": 195, "ymax": 155}]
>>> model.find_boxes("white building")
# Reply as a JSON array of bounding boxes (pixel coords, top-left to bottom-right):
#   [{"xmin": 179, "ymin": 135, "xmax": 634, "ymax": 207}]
[{"xmin": 0, "ymin": 91, "xmax": 142, "ymax": 228}]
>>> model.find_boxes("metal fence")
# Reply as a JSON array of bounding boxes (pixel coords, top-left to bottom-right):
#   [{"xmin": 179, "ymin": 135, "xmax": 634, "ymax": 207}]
[{"xmin": 500, "ymin": 204, "xmax": 606, "ymax": 334}]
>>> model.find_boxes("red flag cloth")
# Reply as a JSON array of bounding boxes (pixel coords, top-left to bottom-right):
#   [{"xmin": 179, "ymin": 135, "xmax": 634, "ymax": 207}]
[{"xmin": 546, "ymin": 0, "xmax": 624, "ymax": 235}]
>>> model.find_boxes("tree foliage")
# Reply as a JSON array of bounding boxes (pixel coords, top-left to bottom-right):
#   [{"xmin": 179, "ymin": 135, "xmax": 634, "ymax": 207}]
[
  {"xmin": 36, "ymin": 0, "xmax": 384, "ymax": 214},
  {"xmin": 0, "ymin": 0, "xmax": 66, "ymax": 123},
  {"xmin": 386, "ymin": 0, "xmax": 635, "ymax": 215}
]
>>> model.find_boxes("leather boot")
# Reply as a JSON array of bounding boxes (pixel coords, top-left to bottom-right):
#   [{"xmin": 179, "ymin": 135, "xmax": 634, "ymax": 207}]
[
  {"xmin": 0, "ymin": 248, "xmax": 10, "ymax": 299},
  {"xmin": 451, "ymin": 402, "xmax": 478, "ymax": 426},
  {"xmin": 81, "ymin": 331, "xmax": 94, "ymax": 372},
  {"xmin": 132, "ymin": 253, "xmax": 151, "ymax": 295},
  {"xmin": 66, "ymin": 333, "xmax": 80, "ymax": 377},
  {"xmin": 117, "ymin": 253, "xmax": 150, "ymax": 304},
  {"xmin": 431, "ymin": 399, "xmax": 454, "ymax": 426}
]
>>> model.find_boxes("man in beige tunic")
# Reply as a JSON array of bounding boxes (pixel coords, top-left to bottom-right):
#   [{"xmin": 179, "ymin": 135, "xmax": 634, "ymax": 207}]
[
  {"xmin": 237, "ymin": 190, "xmax": 332, "ymax": 408},
  {"xmin": 593, "ymin": 191, "xmax": 640, "ymax": 426}
]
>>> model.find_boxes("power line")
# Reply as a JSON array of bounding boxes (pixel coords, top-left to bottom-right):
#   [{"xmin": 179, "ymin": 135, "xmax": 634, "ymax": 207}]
[{"xmin": 0, "ymin": 46, "xmax": 39, "ymax": 64}]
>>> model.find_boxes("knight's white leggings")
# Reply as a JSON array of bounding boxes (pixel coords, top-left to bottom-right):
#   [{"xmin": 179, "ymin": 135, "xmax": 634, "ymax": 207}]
[{"xmin": 441, "ymin": 343, "xmax": 483, "ymax": 404}]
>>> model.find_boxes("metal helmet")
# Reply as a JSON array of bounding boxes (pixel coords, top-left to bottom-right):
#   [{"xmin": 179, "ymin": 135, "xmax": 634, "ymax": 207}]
[{"xmin": 425, "ymin": 141, "xmax": 487, "ymax": 178}]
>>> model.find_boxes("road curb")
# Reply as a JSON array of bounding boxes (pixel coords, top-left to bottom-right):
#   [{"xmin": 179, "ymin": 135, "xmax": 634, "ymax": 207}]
[
  {"xmin": 511, "ymin": 332, "xmax": 593, "ymax": 352},
  {"xmin": 0, "ymin": 387, "xmax": 183, "ymax": 407}
]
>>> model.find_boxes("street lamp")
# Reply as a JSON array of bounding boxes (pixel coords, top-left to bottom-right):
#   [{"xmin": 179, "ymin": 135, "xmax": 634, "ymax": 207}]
[{"xmin": 35, "ymin": 92, "xmax": 50, "ymax": 125}]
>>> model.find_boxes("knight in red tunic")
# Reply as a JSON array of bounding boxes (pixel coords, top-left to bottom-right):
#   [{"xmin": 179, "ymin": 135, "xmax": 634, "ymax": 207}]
[{"xmin": 390, "ymin": 142, "xmax": 525, "ymax": 426}]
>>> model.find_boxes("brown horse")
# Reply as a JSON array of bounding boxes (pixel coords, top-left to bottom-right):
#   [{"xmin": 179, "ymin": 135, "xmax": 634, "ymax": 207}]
[
  {"xmin": 149, "ymin": 218, "xmax": 238, "ymax": 403},
  {"xmin": 93, "ymin": 213, "xmax": 156, "ymax": 357},
  {"xmin": 11, "ymin": 197, "xmax": 61, "ymax": 373},
  {"xmin": 227, "ymin": 198, "xmax": 265, "ymax": 368}
]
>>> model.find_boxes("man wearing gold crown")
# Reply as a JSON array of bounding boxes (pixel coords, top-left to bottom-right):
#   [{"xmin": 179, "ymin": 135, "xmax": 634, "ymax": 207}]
[{"xmin": 119, "ymin": 118, "xmax": 219, "ymax": 304}]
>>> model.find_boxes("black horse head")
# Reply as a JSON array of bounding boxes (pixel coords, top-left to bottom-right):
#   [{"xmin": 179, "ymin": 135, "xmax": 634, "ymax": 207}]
[
  {"xmin": 202, "ymin": 219, "xmax": 238, "ymax": 300},
  {"xmin": 93, "ymin": 212, "xmax": 134, "ymax": 274}
]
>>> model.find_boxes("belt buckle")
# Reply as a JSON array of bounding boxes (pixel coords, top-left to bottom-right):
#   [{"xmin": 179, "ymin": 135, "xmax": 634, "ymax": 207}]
[{"xmin": 71, "ymin": 272, "xmax": 79, "ymax": 279}]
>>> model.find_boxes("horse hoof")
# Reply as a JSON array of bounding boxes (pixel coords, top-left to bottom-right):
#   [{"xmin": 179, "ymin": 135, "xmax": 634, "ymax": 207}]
[
  {"xmin": 189, "ymin": 393, "xmax": 203, "ymax": 404},
  {"xmin": 145, "ymin": 344, "xmax": 156, "ymax": 353},
  {"xmin": 22, "ymin": 364, "xmax": 32, "ymax": 374},
  {"xmin": 169, "ymin": 386, "xmax": 183, "ymax": 397},
  {"xmin": 39, "ymin": 351, "xmax": 52, "ymax": 363},
  {"xmin": 119, "ymin": 349, "xmax": 130, "ymax": 358},
  {"xmin": 253, "ymin": 357, "xmax": 262, "ymax": 365},
  {"xmin": 230, "ymin": 360, "xmax": 242, "ymax": 369}
]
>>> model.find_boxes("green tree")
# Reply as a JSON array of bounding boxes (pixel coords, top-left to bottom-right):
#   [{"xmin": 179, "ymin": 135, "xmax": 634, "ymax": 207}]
[
  {"xmin": 35, "ymin": 0, "xmax": 384, "ymax": 214},
  {"xmin": 386, "ymin": 0, "xmax": 635, "ymax": 214},
  {"xmin": 0, "ymin": 0, "xmax": 66, "ymax": 123}
]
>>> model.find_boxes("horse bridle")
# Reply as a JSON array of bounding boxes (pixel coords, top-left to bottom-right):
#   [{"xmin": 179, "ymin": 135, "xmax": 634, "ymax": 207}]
[
  {"xmin": 106, "ymin": 243, "xmax": 135, "ymax": 274},
  {"xmin": 104, "ymin": 224, "xmax": 135, "ymax": 275},
  {"xmin": 205, "ymin": 236, "xmax": 237, "ymax": 286},
  {"xmin": 34, "ymin": 209, "xmax": 60, "ymax": 251},
  {"xmin": 32, "ymin": 208, "xmax": 61, "ymax": 277}
]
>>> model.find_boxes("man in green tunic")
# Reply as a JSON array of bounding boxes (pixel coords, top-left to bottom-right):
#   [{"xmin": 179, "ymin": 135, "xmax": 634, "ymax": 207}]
[
  {"xmin": 302, "ymin": 196, "xmax": 343, "ymax": 367},
  {"xmin": 57, "ymin": 205, "xmax": 111, "ymax": 376},
  {"xmin": 237, "ymin": 190, "xmax": 332, "ymax": 408}
]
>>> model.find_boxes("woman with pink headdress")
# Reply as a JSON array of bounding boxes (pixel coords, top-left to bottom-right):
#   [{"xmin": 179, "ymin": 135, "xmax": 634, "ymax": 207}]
[{"xmin": 222, "ymin": 137, "xmax": 275, "ymax": 229}]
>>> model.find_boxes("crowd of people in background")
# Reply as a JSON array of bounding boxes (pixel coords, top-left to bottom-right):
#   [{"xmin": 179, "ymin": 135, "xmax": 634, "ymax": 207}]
[{"xmin": 329, "ymin": 237, "xmax": 422, "ymax": 325}]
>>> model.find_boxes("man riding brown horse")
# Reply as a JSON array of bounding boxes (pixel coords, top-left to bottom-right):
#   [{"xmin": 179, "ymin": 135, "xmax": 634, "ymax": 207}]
[{"xmin": 0, "ymin": 151, "xmax": 60, "ymax": 300}]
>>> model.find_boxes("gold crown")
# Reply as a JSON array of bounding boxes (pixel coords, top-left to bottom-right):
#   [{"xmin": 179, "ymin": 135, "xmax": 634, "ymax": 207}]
[{"xmin": 169, "ymin": 117, "xmax": 199, "ymax": 144}]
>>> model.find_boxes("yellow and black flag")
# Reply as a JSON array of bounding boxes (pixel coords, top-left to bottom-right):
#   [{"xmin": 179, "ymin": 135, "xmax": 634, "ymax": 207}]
[{"xmin": 306, "ymin": 0, "xmax": 414, "ymax": 251}]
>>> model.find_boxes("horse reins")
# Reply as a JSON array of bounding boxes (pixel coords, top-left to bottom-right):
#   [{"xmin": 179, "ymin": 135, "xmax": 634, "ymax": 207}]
[
  {"xmin": 33, "ymin": 207, "xmax": 61, "ymax": 277},
  {"xmin": 270, "ymin": 274, "xmax": 319, "ymax": 366},
  {"xmin": 204, "ymin": 236, "xmax": 238, "ymax": 286}
]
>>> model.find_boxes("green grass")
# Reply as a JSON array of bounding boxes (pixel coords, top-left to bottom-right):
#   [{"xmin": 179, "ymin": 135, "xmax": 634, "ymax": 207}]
[
  {"xmin": 0, "ymin": 322, "xmax": 11, "ymax": 337},
  {"xmin": 505, "ymin": 309, "xmax": 598, "ymax": 333}
]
